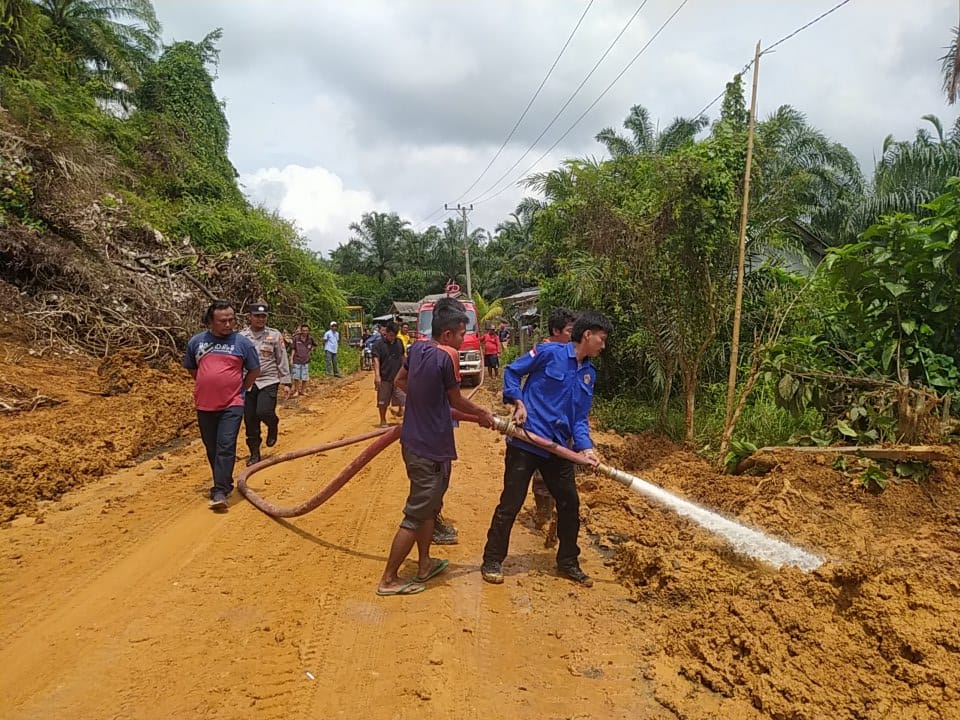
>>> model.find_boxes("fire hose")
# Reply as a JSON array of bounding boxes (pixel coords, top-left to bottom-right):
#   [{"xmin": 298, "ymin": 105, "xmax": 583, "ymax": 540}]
[{"xmin": 238, "ymin": 408, "xmax": 824, "ymax": 571}]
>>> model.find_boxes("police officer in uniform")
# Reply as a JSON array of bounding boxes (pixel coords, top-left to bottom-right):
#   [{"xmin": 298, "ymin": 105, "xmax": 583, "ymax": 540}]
[{"xmin": 240, "ymin": 302, "xmax": 292, "ymax": 465}]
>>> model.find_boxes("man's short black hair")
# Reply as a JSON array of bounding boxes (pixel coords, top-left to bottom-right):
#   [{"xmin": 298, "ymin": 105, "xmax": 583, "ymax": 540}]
[
  {"xmin": 548, "ymin": 307, "xmax": 577, "ymax": 336},
  {"xmin": 432, "ymin": 308, "xmax": 468, "ymax": 338},
  {"xmin": 571, "ymin": 310, "xmax": 613, "ymax": 342},
  {"xmin": 385, "ymin": 321, "xmax": 399, "ymax": 334},
  {"xmin": 203, "ymin": 299, "xmax": 235, "ymax": 324},
  {"xmin": 434, "ymin": 296, "xmax": 465, "ymax": 313}
]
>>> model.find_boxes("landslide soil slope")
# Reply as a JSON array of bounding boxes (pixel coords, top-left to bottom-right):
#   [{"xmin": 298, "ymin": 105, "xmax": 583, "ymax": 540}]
[{"xmin": 1, "ymin": 349, "xmax": 959, "ymax": 719}]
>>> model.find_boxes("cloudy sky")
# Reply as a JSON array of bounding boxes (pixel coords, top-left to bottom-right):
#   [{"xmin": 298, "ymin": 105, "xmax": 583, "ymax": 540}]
[{"xmin": 153, "ymin": 0, "xmax": 956, "ymax": 256}]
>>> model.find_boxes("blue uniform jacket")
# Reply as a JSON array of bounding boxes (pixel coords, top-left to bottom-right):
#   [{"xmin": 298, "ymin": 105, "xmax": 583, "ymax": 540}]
[{"xmin": 502, "ymin": 342, "xmax": 595, "ymax": 458}]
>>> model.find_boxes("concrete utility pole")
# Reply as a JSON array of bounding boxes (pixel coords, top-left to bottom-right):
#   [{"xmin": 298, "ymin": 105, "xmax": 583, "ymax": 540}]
[{"xmin": 444, "ymin": 203, "xmax": 473, "ymax": 299}]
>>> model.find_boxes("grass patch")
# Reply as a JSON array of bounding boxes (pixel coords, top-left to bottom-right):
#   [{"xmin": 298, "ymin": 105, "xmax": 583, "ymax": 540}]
[{"xmin": 594, "ymin": 385, "xmax": 823, "ymax": 459}]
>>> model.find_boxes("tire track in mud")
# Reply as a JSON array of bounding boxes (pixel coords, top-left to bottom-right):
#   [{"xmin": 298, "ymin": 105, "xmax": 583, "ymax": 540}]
[
  {"xmin": 0, "ymin": 377, "xmax": 387, "ymax": 718},
  {"xmin": 229, "ymin": 385, "xmax": 404, "ymax": 720},
  {"xmin": 0, "ymin": 452, "xmax": 206, "ymax": 649},
  {"xmin": 0, "ymin": 375, "xmax": 678, "ymax": 720},
  {"xmin": 297, "ymin": 459, "xmax": 397, "ymax": 719}
]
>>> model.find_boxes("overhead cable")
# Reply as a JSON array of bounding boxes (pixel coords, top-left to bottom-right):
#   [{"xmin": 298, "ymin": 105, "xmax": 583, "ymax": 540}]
[
  {"xmin": 466, "ymin": 0, "xmax": 652, "ymax": 204},
  {"xmin": 472, "ymin": 0, "xmax": 691, "ymax": 206},
  {"xmin": 450, "ymin": 0, "xmax": 595, "ymax": 204},
  {"xmin": 692, "ymin": 0, "xmax": 856, "ymax": 118}
]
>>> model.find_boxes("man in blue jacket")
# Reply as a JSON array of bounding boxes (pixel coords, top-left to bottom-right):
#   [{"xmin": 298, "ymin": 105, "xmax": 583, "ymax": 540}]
[{"xmin": 481, "ymin": 310, "xmax": 613, "ymax": 587}]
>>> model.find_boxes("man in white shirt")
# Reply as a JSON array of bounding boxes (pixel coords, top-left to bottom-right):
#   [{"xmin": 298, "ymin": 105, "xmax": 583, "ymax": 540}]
[{"xmin": 323, "ymin": 321, "xmax": 342, "ymax": 378}]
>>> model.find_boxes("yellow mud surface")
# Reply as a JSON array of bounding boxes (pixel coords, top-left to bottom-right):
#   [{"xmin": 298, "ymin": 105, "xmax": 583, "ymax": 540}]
[{"xmin": 1, "ymin": 350, "xmax": 959, "ymax": 719}]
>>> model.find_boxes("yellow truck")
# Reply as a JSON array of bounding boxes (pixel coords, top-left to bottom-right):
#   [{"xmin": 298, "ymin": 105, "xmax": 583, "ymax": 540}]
[{"xmin": 344, "ymin": 305, "xmax": 365, "ymax": 347}]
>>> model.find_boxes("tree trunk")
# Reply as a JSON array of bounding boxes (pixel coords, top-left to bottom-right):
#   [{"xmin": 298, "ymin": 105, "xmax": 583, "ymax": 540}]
[
  {"xmin": 658, "ymin": 355, "xmax": 676, "ymax": 428},
  {"xmin": 681, "ymin": 367, "xmax": 697, "ymax": 445},
  {"xmin": 717, "ymin": 349, "xmax": 762, "ymax": 469}
]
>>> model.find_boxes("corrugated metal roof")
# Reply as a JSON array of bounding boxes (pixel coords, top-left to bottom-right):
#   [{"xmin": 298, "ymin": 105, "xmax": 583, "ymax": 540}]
[
  {"xmin": 390, "ymin": 301, "xmax": 421, "ymax": 313},
  {"xmin": 502, "ymin": 288, "xmax": 540, "ymax": 303}
]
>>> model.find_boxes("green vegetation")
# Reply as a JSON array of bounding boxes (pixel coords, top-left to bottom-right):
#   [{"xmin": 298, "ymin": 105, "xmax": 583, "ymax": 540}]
[
  {"xmin": 3, "ymin": 0, "xmax": 959, "ymax": 474},
  {"xmin": 0, "ymin": 0, "xmax": 343, "ymax": 355},
  {"xmin": 332, "ymin": 66, "xmax": 960, "ymax": 467}
]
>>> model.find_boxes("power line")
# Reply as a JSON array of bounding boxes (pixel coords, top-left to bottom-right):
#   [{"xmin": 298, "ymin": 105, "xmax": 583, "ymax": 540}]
[
  {"xmin": 410, "ymin": 0, "xmax": 855, "ymax": 233},
  {"xmin": 450, "ymin": 0, "xmax": 595, "ymax": 204},
  {"xmin": 692, "ymin": 0, "xmax": 855, "ymax": 118},
  {"xmin": 762, "ymin": 0, "xmax": 854, "ymax": 55},
  {"xmin": 472, "ymin": 0, "xmax": 691, "ymax": 207},
  {"xmin": 466, "ymin": 0, "xmax": 652, "ymax": 205},
  {"xmin": 414, "ymin": 205, "xmax": 446, "ymax": 231}
]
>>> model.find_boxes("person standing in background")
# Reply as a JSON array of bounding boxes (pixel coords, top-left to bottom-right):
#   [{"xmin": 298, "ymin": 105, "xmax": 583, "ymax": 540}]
[
  {"xmin": 498, "ymin": 320, "xmax": 511, "ymax": 346},
  {"xmin": 289, "ymin": 323, "xmax": 318, "ymax": 397},
  {"xmin": 398, "ymin": 322, "xmax": 412, "ymax": 350},
  {"xmin": 373, "ymin": 321, "xmax": 406, "ymax": 427},
  {"xmin": 324, "ymin": 321, "xmax": 342, "ymax": 378},
  {"xmin": 482, "ymin": 326, "xmax": 502, "ymax": 379}
]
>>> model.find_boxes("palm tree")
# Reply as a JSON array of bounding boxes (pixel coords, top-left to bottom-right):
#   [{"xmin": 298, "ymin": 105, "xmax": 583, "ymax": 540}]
[
  {"xmin": 471, "ymin": 292, "xmax": 504, "ymax": 328},
  {"xmin": 1, "ymin": 0, "xmax": 33, "ymax": 68},
  {"xmin": 33, "ymin": 0, "xmax": 161, "ymax": 88},
  {"xmin": 347, "ymin": 211, "xmax": 409, "ymax": 283},
  {"xmin": 850, "ymin": 115, "xmax": 960, "ymax": 235},
  {"xmin": 942, "ymin": 18, "xmax": 960, "ymax": 104},
  {"xmin": 750, "ymin": 105, "xmax": 865, "ymax": 254},
  {"xmin": 595, "ymin": 104, "xmax": 708, "ymax": 158}
]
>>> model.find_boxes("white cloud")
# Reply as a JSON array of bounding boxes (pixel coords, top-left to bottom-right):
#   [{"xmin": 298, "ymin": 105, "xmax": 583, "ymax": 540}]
[
  {"xmin": 157, "ymin": 0, "xmax": 958, "ymax": 242},
  {"xmin": 240, "ymin": 165, "xmax": 387, "ymax": 255}
]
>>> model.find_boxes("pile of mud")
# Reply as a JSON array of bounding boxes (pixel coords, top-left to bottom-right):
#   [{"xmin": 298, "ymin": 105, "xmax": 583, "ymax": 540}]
[
  {"xmin": 0, "ymin": 349, "xmax": 194, "ymax": 521},
  {"xmin": 583, "ymin": 432, "xmax": 960, "ymax": 719}
]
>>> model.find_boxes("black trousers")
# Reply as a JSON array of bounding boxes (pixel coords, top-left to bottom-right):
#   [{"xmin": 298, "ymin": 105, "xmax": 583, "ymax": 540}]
[
  {"xmin": 244, "ymin": 383, "xmax": 279, "ymax": 453},
  {"xmin": 483, "ymin": 444, "xmax": 581, "ymax": 569},
  {"xmin": 196, "ymin": 406, "xmax": 243, "ymax": 498}
]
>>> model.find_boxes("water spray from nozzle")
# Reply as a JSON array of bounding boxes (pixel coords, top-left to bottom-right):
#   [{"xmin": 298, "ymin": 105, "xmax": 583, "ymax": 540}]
[{"xmin": 490, "ymin": 416, "xmax": 824, "ymax": 572}]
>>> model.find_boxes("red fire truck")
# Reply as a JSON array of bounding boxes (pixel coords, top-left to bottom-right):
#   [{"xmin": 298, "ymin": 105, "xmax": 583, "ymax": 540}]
[{"xmin": 415, "ymin": 284, "xmax": 483, "ymax": 387}]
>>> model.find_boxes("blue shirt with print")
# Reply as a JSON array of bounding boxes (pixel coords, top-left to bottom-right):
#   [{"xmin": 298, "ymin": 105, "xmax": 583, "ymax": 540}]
[{"xmin": 502, "ymin": 341, "xmax": 596, "ymax": 458}]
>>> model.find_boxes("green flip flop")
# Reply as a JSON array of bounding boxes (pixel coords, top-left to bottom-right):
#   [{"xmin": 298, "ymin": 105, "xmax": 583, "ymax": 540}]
[
  {"xmin": 413, "ymin": 558, "xmax": 449, "ymax": 583},
  {"xmin": 376, "ymin": 581, "xmax": 426, "ymax": 597}
]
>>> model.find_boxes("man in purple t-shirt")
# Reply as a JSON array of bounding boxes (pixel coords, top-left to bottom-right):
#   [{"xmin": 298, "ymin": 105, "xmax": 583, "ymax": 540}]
[
  {"xmin": 375, "ymin": 306, "xmax": 495, "ymax": 596},
  {"xmin": 183, "ymin": 300, "xmax": 260, "ymax": 510}
]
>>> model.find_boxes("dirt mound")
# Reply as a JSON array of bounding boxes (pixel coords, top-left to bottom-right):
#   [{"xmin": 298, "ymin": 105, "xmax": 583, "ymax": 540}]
[
  {"xmin": 0, "ymin": 348, "xmax": 194, "ymax": 521},
  {"xmin": 581, "ymin": 433, "xmax": 960, "ymax": 719}
]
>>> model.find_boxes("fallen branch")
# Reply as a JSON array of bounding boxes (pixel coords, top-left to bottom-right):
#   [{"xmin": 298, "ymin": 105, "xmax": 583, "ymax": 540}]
[{"xmin": 734, "ymin": 444, "xmax": 950, "ymax": 474}]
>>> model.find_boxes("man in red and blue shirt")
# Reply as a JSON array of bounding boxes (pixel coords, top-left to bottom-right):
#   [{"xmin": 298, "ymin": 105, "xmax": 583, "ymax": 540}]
[
  {"xmin": 482, "ymin": 310, "xmax": 613, "ymax": 587},
  {"xmin": 183, "ymin": 300, "xmax": 260, "ymax": 510}
]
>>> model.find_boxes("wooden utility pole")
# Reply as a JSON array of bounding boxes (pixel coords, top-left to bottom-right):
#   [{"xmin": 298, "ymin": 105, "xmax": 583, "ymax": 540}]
[
  {"xmin": 444, "ymin": 203, "xmax": 474, "ymax": 299},
  {"xmin": 723, "ymin": 42, "xmax": 762, "ymax": 434}
]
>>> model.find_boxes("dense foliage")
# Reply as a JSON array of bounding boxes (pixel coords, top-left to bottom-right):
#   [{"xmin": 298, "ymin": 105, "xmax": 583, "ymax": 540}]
[
  {"xmin": 3, "ymin": 0, "xmax": 959, "ymax": 458},
  {"xmin": 332, "ymin": 73, "xmax": 960, "ymax": 455},
  {"xmin": 0, "ymin": 0, "xmax": 344, "ymax": 349}
]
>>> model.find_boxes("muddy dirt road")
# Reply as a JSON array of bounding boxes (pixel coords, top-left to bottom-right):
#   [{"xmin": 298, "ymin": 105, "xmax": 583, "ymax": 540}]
[
  {"xmin": 0, "ymin": 371, "xmax": 675, "ymax": 720},
  {"xmin": 3, "ymin": 355, "xmax": 960, "ymax": 719}
]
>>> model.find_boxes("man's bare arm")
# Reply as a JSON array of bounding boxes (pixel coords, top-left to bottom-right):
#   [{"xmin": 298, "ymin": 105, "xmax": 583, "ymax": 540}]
[{"xmin": 446, "ymin": 388, "xmax": 495, "ymax": 428}]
